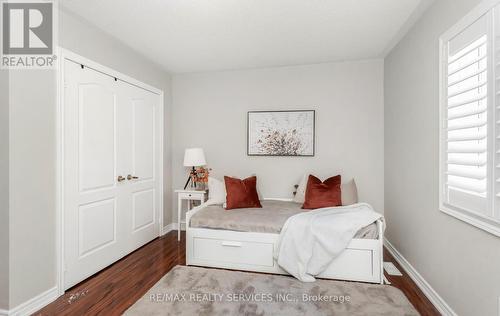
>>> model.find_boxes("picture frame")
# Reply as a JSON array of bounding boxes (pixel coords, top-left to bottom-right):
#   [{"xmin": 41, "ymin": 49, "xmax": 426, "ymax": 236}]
[{"xmin": 247, "ymin": 110, "xmax": 315, "ymax": 157}]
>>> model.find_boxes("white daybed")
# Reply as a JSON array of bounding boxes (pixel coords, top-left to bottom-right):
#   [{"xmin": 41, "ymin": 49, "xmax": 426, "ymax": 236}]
[{"xmin": 186, "ymin": 199, "xmax": 384, "ymax": 284}]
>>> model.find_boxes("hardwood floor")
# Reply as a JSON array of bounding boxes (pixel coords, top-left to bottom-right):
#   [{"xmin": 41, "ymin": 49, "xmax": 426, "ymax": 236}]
[
  {"xmin": 35, "ymin": 231, "xmax": 440, "ymax": 316},
  {"xmin": 383, "ymin": 248, "xmax": 440, "ymax": 316}
]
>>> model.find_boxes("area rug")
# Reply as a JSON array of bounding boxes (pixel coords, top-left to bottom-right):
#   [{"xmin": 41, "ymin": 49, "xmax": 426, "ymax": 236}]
[{"xmin": 125, "ymin": 265, "xmax": 418, "ymax": 316}]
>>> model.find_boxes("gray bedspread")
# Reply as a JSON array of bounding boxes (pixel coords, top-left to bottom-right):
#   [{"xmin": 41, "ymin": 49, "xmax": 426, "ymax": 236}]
[{"xmin": 190, "ymin": 200, "xmax": 379, "ymax": 239}]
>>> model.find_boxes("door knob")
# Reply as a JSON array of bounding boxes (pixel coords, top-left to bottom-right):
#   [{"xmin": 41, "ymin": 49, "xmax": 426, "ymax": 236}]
[
  {"xmin": 127, "ymin": 174, "xmax": 139, "ymax": 180},
  {"xmin": 117, "ymin": 175, "xmax": 126, "ymax": 182}
]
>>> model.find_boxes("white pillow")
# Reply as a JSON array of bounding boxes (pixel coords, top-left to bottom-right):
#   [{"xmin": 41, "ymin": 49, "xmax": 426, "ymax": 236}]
[
  {"xmin": 207, "ymin": 177, "xmax": 226, "ymax": 205},
  {"xmin": 341, "ymin": 179, "xmax": 359, "ymax": 206},
  {"xmin": 293, "ymin": 174, "xmax": 359, "ymax": 206},
  {"xmin": 293, "ymin": 174, "xmax": 308, "ymax": 204}
]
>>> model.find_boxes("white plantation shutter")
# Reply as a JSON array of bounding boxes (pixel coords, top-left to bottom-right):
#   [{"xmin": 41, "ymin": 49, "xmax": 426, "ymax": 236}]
[
  {"xmin": 446, "ymin": 35, "xmax": 488, "ymax": 201},
  {"xmin": 440, "ymin": 7, "xmax": 500, "ymax": 236},
  {"xmin": 442, "ymin": 13, "xmax": 492, "ymax": 217}
]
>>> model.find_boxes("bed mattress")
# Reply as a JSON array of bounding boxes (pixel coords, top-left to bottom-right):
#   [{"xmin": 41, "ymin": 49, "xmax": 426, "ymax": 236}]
[{"xmin": 189, "ymin": 200, "xmax": 378, "ymax": 239}]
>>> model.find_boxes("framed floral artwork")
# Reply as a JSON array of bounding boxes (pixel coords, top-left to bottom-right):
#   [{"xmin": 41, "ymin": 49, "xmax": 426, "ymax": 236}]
[{"xmin": 247, "ymin": 110, "xmax": 315, "ymax": 156}]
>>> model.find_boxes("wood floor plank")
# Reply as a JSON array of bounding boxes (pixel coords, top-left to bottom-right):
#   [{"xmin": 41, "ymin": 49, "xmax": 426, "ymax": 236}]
[
  {"xmin": 383, "ymin": 248, "xmax": 440, "ymax": 316},
  {"xmin": 34, "ymin": 231, "xmax": 439, "ymax": 315}
]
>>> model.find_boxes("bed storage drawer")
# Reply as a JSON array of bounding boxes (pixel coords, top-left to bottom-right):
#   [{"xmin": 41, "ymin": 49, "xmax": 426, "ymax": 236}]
[
  {"xmin": 318, "ymin": 245, "xmax": 381, "ymax": 283},
  {"xmin": 193, "ymin": 237, "xmax": 274, "ymax": 267}
]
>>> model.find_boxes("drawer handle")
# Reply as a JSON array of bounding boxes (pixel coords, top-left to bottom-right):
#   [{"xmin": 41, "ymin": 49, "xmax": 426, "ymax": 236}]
[{"xmin": 221, "ymin": 241, "xmax": 242, "ymax": 247}]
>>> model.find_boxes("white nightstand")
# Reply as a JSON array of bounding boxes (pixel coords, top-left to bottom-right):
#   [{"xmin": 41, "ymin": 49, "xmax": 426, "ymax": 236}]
[{"xmin": 175, "ymin": 189, "xmax": 207, "ymax": 241}]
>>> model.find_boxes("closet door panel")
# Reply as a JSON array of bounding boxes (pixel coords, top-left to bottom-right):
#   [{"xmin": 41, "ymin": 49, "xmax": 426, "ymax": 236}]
[
  {"xmin": 132, "ymin": 189, "xmax": 155, "ymax": 232},
  {"xmin": 78, "ymin": 198, "xmax": 116, "ymax": 257},
  {"xmin": 78, "ymin": 84, "xmax": 116, "ymax": 192},
  {"xmin": 127, "ymin": 86, "xmax": 160, "ymax": 249},
  {"xmin": 64, "ymin": 60, "xmax": 123, "ymax": 289}
]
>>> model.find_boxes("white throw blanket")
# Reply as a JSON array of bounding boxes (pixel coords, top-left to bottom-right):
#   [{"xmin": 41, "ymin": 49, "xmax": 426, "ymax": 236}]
[{"xmin": 275, "ymin": 203, "xmax": 383, "ymax": 282}]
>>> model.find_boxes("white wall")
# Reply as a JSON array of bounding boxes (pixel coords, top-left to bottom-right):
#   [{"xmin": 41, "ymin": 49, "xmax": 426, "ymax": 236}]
[
  {"xmin": 9, "ymin": 69, "xmax": 57, "ymax": 310},
  {"xmin": 0, "ymin": 69, "xmax": 9, "ymax": 311},
  {"xmin": 6, "ymin": 9, "xmax": 172, "ymax": 309},
  {"xmin": 172, "ymin": 60, "xmax": 384, "ymax": 222},
  {"xmin": 384, "ymin": 0, "xmax": 500, "ymax": 315}
]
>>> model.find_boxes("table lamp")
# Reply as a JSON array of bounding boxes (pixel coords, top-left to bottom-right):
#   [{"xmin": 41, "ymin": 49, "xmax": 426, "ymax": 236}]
[{"xmin": 183, "ymin": 148, "xmax": 206, "ymax": 189}]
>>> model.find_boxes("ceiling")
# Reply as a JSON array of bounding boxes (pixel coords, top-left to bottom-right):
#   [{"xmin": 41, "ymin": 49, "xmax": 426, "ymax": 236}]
[{"xmin": 61, "ymin": 0, "xmax": 434, "ymax": 73}]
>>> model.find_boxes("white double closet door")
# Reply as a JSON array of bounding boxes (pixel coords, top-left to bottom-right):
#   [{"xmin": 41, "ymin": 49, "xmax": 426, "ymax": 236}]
[{"xmin": 63, "ymin": 59, "xmax": 161, "ymax": 289}]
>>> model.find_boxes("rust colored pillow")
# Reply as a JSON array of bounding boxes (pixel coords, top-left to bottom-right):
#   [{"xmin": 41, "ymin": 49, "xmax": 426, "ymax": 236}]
[
  {"xmin": 302, "ymin": 175, "xmax": 342, "ymax": 209},
  {"xmin": 224, "ymin": 176, "xmax": 262, "ymax": 210}
]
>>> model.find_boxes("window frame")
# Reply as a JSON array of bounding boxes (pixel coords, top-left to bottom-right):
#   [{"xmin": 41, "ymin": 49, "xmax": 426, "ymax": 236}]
[{"xmin": 439, "ymin": 0, "xmax": 500, "ymax": 237}]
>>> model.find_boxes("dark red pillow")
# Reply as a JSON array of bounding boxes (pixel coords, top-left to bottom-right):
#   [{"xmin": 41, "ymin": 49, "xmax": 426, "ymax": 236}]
[
  {"xmin": 302, "ymin": 175, "xmax": 342, "ymax": 209},
  {"xmin": 224, "ymin": 176, "xmax": 262, "ymax": 210}
]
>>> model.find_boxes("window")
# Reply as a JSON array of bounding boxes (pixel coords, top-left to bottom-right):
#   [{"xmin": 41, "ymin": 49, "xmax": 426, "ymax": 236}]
[{"xmin": 440, "ymin": 3, "xmax": 500, "ymax": 236}]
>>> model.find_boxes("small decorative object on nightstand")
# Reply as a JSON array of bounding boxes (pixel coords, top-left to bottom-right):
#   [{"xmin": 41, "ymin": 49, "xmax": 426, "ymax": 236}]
[
  {"xmin": 175, "ymin": 189, "xmax": 207, "ymax": 241},
  {"xmin": 183, "ymin": 148, "xmax": 206, "ymax": 189}
]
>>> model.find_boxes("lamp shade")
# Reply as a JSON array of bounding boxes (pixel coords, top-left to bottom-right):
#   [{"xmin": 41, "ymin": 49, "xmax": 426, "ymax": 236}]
[{"xmin": 183, "ymin": 148, "xmax": 206, "ymax": 167}]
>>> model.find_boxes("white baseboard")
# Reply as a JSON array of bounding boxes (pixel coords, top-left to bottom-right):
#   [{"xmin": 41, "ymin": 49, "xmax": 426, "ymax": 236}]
[
  {"xmin": 161, "ymin": 223, "xmax": 175, "ymax": 235},
  {"xmin": 5, "ymin": 286, "xmax": 59, "ymax": 316},
  {"xmin": 384, "ymin": 238, "xmax": 456, "ymax": 316},
  {"xmin": 161, "ymin": 222, "xmax": 185, "ymax": 235},
  {"xmin": 0, "ymin": 309, "xmax": 9, "ymax": 316}
]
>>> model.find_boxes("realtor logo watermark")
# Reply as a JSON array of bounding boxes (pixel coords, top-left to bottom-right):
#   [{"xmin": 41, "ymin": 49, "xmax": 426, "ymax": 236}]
[{"xmin": 1, "ymin": 0, "xmax": 57, "ymax": 69}]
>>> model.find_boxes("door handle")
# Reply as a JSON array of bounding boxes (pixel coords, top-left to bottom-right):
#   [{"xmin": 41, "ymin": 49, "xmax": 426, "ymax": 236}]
[
  {"xmin": 127, "ymin": 174, "xmax": 139, "ymax": 180},
  {"xmin": 117, "ymin": 175, "xmax": 126, "ymax": 182}
]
